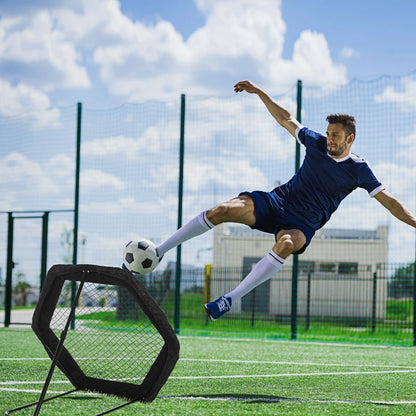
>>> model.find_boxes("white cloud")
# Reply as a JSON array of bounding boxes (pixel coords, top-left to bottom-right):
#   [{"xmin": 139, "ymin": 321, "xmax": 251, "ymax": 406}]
[
  {"xmin": 82, "ymin": 136, "xmax": 143, "ymax": 159},
  {"xmin": 396, "ymin": 125, "xmax": 416, "ymax": 163},
  {"xmin": 0, "ymin": 152, "xmax": 76, "ymax": 212},
  {"xmin": 329, "ymin": 194, "xmax": 415, "ymax": 264},
  {"xmin": 340, "ymin": 47, "xmax": 358, "ymax": 59},
  {"xmin": 82, "ymin": 95, "xmax": 295, "ymax": 164},
  {"xmin": 0, "ymin": 0, "xmax": 347, "ymax": 104},
  {"xmin": 275, "ymin": 30, "xmax": 347, "ymax": 89},
  {"xmin": 82, "ymin": 127, "xmax": 171, "ymax": 160},
  {"xmin": 185, "ymin": 96, "xmax": 294, "ymax": 162},
  {"xmin": 0, "ymin": 79, "xmax": 60, "ymax": 126},
  {"xmin": 80, "ymin": 196, "xmax": 175, "ymax": 216},
  {"xmin": 81, "ymin": 169, "xmax": 126, "ymax": 191},
  {"xmin": 0, "ymin": 153, "xmax": 127, "ymax": 208},
  {"xmin": 0, "ymin": 152, "xmax": 60, "ymax": 193},
  {"xmin": 153, "ymin": 157, "xmax": 268, "ymax": 193},
  {"xmin": 0, "ymin": 190, "xmax": 20, "ymax": 211},
  {"xmin": 374, "ymin": 77, "xmax": 416, "ymax": 110},
  {"xmin": 372, "ymin": 162, "xmax": 416, "ymax": 198},
  {"xmin": 89, "ymin": 0, "xmax": 347, "ymax": 99},
  {"xmin": 188, "ymin": 0, "xmax": 286, "ymax": 70},
  {"xmin": 0, "ymin": 12, "xmax": 90, "ymax": 90},
  {"xmin": 46, "ymin": 154, "xmax": 74, "ymax": 178},
  {"xmin": 328, "ymin": 193, "xmax": 388, "ymax": 230}
]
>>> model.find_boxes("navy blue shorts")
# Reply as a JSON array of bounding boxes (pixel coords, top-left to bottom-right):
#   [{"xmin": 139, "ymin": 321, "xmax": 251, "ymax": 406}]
[{"xmin": 240, "ymin": 190, "xmax": 316, "ymax": 255}]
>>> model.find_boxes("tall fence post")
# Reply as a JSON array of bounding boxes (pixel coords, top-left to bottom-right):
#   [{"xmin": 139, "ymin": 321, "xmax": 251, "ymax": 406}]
[
  {"xmin": 174, "ymin": 94, "xmax": 186, "ymax": 334},
  {"xmin": 204, "ymin": 264, "xmax": 211, "ymax": 325},
  {"xmin": 291, "ymin": 80, "xmax": 302, "ymax": 340},
  {"xmin": 306, "ymin": 272, "xmax": 311, "ymax": 331},
  {"xmin": 372, "ymin": 271, "xmax": 377, "ymax": 333},
  {"xmin": 73, "ymin": 102, "xmax": 82, "ymax": 267},
  {"xmin": 250, "ymin": 290, "xmax": 256, "ymax": 328},
  {"xmin": 71, "ymin": 102, "xmax": 82, "ymax": 330},
  {"xmin": 413, "ymin": 261, "xmax": 416, "ymax": 346},
  {"xmin": 4, "ymin": 213, "xmax": 14, "ymax": 327},
  {"xmin": 40, "ymin": 211, "xmax": 49, "ymax": 290}
]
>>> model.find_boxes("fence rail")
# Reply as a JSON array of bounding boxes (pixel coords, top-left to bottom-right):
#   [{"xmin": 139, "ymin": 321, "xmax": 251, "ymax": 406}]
[
  {"xmin": 145, "ymin": 263, "xmax": 416, "ymax": 346},
  {"xmin": 1, "ymin": 262, "xmax": 415, "ymax": 346}
]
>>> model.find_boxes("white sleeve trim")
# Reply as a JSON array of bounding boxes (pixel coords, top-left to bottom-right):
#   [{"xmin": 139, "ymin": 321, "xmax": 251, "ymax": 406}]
[
  {"xmin": 369, "ymin": 184, "xmax": 385, "ymax": 197},
  {"xmin": 295, "ymin": 126, "xmax": 304, "ymax": 146}
]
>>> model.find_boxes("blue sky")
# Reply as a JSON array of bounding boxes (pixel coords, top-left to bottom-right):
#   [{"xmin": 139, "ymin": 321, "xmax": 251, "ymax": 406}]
[
  {"xmin": 1, "ymin": 0, "xmax": 416, "ymax": 284},
  {"xmin": 0, "ymin": 0, "xmax": 415, "ymax": 111},
  {"xmin": 121, "ymin": 0, "xmax": 416, "ymax": 80}
]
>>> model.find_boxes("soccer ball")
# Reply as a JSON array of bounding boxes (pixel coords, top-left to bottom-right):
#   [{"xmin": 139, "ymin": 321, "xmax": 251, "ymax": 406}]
[{"xmin": 122, "ymin": 238, "xmax": 159, "ymax": 275}]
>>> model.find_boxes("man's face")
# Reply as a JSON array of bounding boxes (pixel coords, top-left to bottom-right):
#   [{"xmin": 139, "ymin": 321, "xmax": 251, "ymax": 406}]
[{"xmin": 326, "ymin": 123, "xmax": 353, "ymax": 158}]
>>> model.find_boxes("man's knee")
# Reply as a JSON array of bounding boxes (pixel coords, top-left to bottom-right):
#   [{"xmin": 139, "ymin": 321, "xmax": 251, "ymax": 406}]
[
  {"xmin": 207, "ymin": 203, "xmax": 230, "ymax": 224},
  {"xmin": 274, "ymin": 234, "xmax": 296, "ymax": 255},
  {"xmin": 273, "ymin": 230, "xmax": 306, "ymax": 258}
]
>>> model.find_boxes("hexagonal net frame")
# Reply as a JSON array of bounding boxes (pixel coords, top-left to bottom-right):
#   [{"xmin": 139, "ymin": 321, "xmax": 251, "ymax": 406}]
[{"xmin": 31, "ymin": 264, "xmax": 180, "ymax": 403}]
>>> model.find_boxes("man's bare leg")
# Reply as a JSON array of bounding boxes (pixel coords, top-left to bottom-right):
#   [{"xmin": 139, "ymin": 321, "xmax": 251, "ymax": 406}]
[
  {"xmin": 156, "ymin": 195, "xmax": 255, "ymax": 257},
  {"xmin": 206, "ymin": 194, "xmax": 256, "ymax": 226}
]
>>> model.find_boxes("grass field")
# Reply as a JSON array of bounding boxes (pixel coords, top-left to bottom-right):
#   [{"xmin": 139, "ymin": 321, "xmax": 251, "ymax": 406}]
[{"xmin": 1, "ymin": 328, "xmax": 416, "ymax": 415}]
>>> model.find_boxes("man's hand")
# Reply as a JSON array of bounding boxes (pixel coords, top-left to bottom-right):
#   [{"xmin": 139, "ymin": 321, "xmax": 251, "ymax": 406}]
[
  {"xmin": 234, "ymin": 79, "xmax": 302, "ymax": 138},
  {"xmin": 234, "ymin": 80, "xmax": 260, "ymax": 94}
]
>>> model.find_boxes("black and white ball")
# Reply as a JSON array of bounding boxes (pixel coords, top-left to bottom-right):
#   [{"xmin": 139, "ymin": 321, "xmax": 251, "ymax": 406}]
[{"xmin": 123, "ymin": 239, "xmax": 159, "ymax": 274}]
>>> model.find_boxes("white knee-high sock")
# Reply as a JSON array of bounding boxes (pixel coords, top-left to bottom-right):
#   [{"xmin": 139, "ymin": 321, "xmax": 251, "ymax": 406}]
[
  {"xmin": 225, "ymin": 252, "xmax": 284, "ymax": 304},
  {"xmin": 156, "ymin": 211, "xmax": 214, "ymax": 257}
]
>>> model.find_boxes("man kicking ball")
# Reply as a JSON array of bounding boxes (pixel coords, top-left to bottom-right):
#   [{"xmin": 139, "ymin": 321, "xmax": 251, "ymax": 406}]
[{"xmin": 154, "ymin": 80, "xmax": 416, "ymax": 321}]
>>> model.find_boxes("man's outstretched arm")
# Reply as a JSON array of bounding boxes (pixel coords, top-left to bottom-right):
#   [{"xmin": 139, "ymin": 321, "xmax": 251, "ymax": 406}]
[
  {"xmin": 374, "ymin": 189, "xmax": 416, "ymax": 228},
  {"xmin": 234, "ymin": 80, "xmax": 302, "ymax": 139}
]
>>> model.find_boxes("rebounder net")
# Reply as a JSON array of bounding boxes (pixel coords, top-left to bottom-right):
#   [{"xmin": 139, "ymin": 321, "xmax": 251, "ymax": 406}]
[{"xmin": 32, "ymin": 264, "xmax": 179, "ymax": 403}]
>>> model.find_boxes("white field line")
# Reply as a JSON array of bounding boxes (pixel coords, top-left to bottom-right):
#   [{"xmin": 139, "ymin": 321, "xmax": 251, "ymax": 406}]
[
  {"xmin": 0, "ymin": 387, "xmax": 100, "ymax": 396},
  {"xmin": 0, "ymin": 381, "xmax": 71, "ymax": 385},
  {"xmin": 180, "ymin": 358, "xmax": 416, "ymax": 369},
  {"xmin": 178, "ymin": 335, "xmax": 405, "ymax": 349},
  {"xmin": 169, "ymin": 369, "xmax": 416, "ymax": 379},
  {"xmin": 2, "ymin": 356, "xmax": 416, "ymax": 370},
  {"xmin": 0, "ymin": 357, "xmax": 154, "ymax": 361},
  {"xmin": 1, "ymin": 388, "xmax": 416, "ymax": 406},
  {"xmin": 2, "ymin": 368, "xmax": 416, "ymax": 387}
]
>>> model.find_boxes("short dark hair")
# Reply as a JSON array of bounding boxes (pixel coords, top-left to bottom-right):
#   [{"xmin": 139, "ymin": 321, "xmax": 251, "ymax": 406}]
[{"xmin": 326, "ymin": 114, "xmax": 356, "ymax": 137}]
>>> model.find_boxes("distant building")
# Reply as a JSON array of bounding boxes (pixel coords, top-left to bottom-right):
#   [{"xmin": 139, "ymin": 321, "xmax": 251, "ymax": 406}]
[{"xmin": 211, "ymin": 224, "xmax": 389, "ymax": 319}]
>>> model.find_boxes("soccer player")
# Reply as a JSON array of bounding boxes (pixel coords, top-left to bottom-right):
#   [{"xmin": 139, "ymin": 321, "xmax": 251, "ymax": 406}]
[{"xmin": 155, "ymin": 80, "xmax": 416, "ymax": 321}]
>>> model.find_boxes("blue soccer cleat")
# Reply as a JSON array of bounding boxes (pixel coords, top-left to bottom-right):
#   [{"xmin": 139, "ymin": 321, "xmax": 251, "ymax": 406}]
[{"xmin": 204, "ymin": 296, "xmax": 232, "ymax": 321}]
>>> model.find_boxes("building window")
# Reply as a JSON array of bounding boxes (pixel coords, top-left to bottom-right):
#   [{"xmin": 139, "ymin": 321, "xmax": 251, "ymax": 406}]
[
  {"xmin": 338, "ymin": 262, "xmax": 358, "ymax": 275},
  {"xmin": 319, "ymin": 263, "xmax": 337, "ymax": 273}
]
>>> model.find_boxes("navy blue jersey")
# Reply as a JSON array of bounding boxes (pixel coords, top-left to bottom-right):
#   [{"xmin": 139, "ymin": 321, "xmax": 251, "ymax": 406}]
[{"xmin": 269, "ymin": 126, "xmax": 384, "ymax": 231}]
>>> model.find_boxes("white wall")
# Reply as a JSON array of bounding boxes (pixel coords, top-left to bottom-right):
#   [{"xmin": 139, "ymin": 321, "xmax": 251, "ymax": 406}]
[{"xmin": 211, "ymin": 224, "xmax": 388, "ymax": 319}]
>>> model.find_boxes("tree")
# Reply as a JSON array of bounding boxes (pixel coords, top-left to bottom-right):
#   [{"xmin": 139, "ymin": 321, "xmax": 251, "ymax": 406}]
[
  {"xmin": 60, "ymin": 226, "xmax": 77, "ymax": 306},
  {"xmin": 13, "ymin": 272, "xmax": 31, "ymax": 306},
  {"xmin": 388, "ymin": 263, "xmax": 415, "ymax": 298},
  {"xmin": 60, "ymin": 225, "xmax": 73, "ymax": 264}
]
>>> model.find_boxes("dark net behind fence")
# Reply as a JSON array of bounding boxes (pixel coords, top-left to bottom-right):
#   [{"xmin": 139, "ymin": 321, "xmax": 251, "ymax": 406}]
[{"xmin": 2, "ymin": 72, "xmax": 416, "ymax": 346}]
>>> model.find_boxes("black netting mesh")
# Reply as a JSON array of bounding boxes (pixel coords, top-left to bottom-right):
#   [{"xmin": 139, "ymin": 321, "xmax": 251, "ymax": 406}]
[
  {"xmin": 50, "ymin": 281, "xmax": 165, "ymax": 382},
  {"xmin": 32, "ymin": 265, "xmax": 179, "ymax": 402}
]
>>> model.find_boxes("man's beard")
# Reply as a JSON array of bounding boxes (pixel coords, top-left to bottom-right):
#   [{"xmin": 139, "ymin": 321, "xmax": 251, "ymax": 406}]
[{"xmin": 328, "ymin": 141, "xmax": 347, "ymax": 157}]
